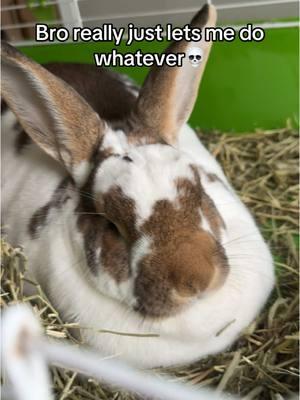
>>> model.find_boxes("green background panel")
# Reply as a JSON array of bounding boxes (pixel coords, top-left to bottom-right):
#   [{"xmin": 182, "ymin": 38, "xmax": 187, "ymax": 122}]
[{"xmin": 20, "ymin": 26, "xmax": 299, "ymax": 132}]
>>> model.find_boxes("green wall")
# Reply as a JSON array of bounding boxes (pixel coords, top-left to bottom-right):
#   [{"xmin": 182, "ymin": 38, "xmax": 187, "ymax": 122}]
[{"xmin": 20, "ymin": 26, "xmax": 299, "ymax": 132}]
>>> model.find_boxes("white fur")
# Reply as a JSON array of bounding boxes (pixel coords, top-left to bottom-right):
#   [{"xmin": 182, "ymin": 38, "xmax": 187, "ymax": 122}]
[
  {"xmin": 72, "ymin": 160, "xmax": 91, "ymax": 186},
  {"xmin": 119, "ymin": 74, "xmax": 140, "ymax": 97},
  {"xmin": 101, "ymin": 128, "xmax": 129, "ymax": 154},
  {"xmin": 199, "ymin": 209, "xmax": 214, "ymax": 235},
  {"xmin": 2, "ymin": 107, "xmax": 274, "ymax": 368},
  {"xmin": 93, "ymin": 268, "xmax": 136, "ymax": 308},
  {"xmin": 130, "ymin": 236, "xmax": 152, "ymax": 277}
]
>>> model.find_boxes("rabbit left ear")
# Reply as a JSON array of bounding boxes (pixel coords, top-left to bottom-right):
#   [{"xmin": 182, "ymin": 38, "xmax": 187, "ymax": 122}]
[
  {"xmin": 1, "ymin": 41, "xmax": 104, "ymax": 185},
  {"xmin": 133, "ymin": 4, "xmax": 217, "ymax": 145}
]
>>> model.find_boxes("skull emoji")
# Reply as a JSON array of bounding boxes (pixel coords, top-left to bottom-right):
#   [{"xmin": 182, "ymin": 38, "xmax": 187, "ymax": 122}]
[{"xmin": 187, "ymin": 47, "xmax": 204, "ymax": 68}]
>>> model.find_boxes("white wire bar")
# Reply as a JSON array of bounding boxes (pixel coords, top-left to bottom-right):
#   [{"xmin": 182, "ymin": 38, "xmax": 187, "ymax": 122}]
[
  {"xmin": 2, "ymin": 13, "xmax": 298, "ymax": 34},
  {"xmin": 40, "ymin": 340, "xmax": 236, "ymax": 400},
  {"xmin": 80, "ymin": 0, "xmax": 299, "ymax": 24},
  {"xmin": 2, "ymin": 305, "xmax": 237, "ymax": 400},
  {"xmin": 1, "ymin": 0, "xmax": 298, "ymax": 31},
  {"xmin": 1, "ymin": 0, "xmax": 298, "ymax": 13},
  {"xmin": 57, "ymin": 0, "xmax": 83, "ymax": 29}
]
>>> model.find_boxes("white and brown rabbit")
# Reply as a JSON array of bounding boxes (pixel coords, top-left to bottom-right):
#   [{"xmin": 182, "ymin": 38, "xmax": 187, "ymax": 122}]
[{"xmin": 1, "ymin": 4, "xmax": 274, "ymax": 368}]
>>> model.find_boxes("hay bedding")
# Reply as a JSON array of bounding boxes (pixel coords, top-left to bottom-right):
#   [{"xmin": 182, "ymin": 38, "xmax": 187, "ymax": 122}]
[{"xmin": 1, "ymin": 128, "xmax": 298, "ymax": 400}]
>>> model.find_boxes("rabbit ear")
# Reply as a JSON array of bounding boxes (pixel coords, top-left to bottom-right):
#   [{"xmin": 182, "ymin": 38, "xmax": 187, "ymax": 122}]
[
  {"xmin": 134, "ymin": 4, "xmax": 216, "ymax": 145},
  {"xmin": 1, "ymin": 42, "xmax": 104, "ymax": 184}
]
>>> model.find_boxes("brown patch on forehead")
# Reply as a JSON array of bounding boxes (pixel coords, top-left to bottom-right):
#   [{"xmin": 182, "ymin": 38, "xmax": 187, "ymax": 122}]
[
  {"xmin": 140, "ymin": 166, "xmax": 225, "ymax": 241},
  {"xmin": 28, "ymin": 178, "xmax": 71, "ymax": 238}
]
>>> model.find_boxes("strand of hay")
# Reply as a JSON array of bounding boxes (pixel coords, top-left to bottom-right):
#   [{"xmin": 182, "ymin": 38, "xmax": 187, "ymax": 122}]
[{"xmin": 1, "ymin": 127, "xmax": 298, "ymax": 399}]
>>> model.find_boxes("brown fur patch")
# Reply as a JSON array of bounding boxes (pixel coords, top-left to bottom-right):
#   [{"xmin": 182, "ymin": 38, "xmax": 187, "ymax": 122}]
[
  {"xmin": 76, "ymin": 184, "xmax": 131, "ymax": 282},
  {"xmin": 101, "ymin": 224, "xmax": 130, "ymax": 282},
  {"xmin": 77, "ymin": 210, "xmax": 130, "ymax": 281},
  {"xmin": 28, "ymin": 178, "xmax": 71, "ymax": 238},
  {"xmin": 134, "ymin": 229, "xmax": 223, "ymax": 318},
  {"xmin": 133, "ymin": 170, "xmax": 228, "ymax": 318},
  {"xmin": 76, "ymin": 214, "xmax": 130, "ymax": 281},
  {"xmin": 101, "ymin": 186, "xmax": 138, "ymax": 243},
  {"xmin": 94, "ymin": 165, "xmax": 227, "ymax": 318},
  {"xmin": 76, "ymin": 169, "xmax": 130, "ymax": 281}
]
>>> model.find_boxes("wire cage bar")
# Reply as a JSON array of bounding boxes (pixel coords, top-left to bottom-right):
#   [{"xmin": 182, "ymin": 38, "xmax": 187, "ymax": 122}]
[{"xmin": 0, "ymin": 0, "xmax": 299, "ymax": 46}]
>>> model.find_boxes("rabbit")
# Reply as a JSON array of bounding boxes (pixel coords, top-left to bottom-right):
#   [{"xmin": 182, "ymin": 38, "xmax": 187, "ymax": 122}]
[{"xmin": 1, "ymin": 4, "xmax": 274, "ymax": 368}]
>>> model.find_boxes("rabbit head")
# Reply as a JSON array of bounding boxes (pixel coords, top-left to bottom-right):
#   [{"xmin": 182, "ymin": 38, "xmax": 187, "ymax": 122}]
[{"xmin": 1, "ymin": 4, "xmax": 228, "ymax": 319}]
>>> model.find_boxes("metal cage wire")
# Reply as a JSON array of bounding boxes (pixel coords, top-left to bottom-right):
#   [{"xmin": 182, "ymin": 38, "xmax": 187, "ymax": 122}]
[{"xmin": 0, "ymin": 0, "xmax": 299, "ymax": 47}]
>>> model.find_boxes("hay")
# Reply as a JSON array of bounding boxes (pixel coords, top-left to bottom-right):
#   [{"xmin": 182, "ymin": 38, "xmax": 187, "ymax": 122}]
[{"xmin": 1, "ymin": 127, "xmax": 299, "ymax": 399}]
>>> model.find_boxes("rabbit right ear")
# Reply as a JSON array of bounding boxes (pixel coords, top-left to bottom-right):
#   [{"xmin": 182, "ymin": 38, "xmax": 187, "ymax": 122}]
[
  {"xmin": 1, "ymin": 42, "xmax": 104, "ymax": 184},
  {"xmin": 133, "ymin": 4, "xmax": 217, "ymax": 145}
]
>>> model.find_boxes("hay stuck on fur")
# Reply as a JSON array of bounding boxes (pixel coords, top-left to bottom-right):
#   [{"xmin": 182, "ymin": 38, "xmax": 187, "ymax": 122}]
[{"xmin": 1, "ymin": 127, "xmax": 299, "ymax": 399}]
